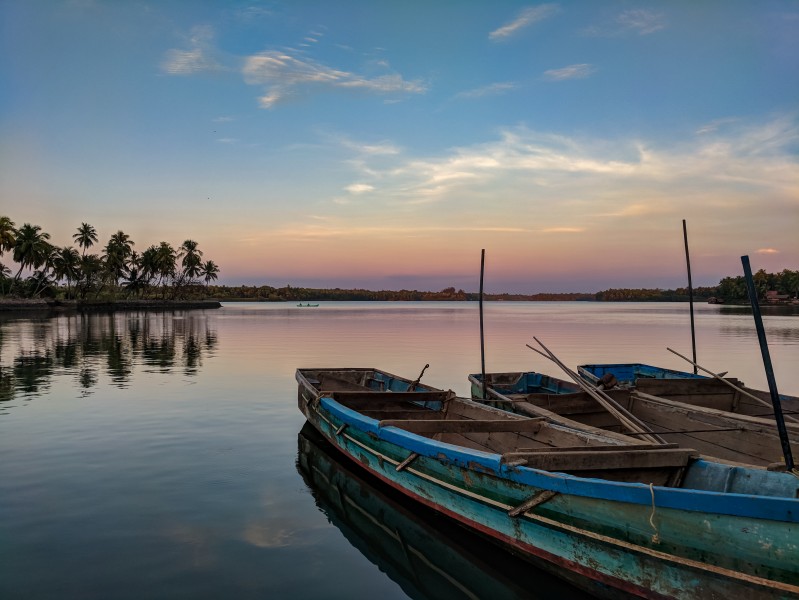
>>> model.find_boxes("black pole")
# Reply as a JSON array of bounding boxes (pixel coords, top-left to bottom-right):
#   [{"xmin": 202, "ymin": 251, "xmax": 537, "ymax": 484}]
[
  {"xmin": 682, "ymin": 220, "xmax": 697, "ymax": 374},
  {"xmin": 479, "ymin": 249, "xmax": 486, "ymax": 399},
  {"xmin": 741, "ymin": 255, "xmax": 794, "ymax": 471}
]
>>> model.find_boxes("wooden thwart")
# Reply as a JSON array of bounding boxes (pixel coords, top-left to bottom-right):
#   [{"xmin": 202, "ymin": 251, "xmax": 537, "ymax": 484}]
[
  {"xmin": 516, "ymin": 443, "xmax": 679, "ymax": 453},
  {"xmin": 379, "ymin": 417, "xmax": 545, "ymax": 434},
  {"xmin": 326, "ymin": 390, "xmax": 453, "ymax": 404},
  {"xmin": 502, "ymin": 447, "xmax": 697, "ymax": 471}
]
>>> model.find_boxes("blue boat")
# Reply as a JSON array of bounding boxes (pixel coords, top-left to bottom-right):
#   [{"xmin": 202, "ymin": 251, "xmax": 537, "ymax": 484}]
[
  {"xmin": 297, "ymin": 367, "xmax": 799, "ymax": 599},
  {"xmin": 578, "ymin": 363, "xmax": 706, "ymax": 388}
]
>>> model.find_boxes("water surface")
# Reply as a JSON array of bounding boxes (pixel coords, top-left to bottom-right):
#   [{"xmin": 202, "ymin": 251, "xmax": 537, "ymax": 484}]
[{"xmin": 1, "ymin": 302, "xmax": 797, "ymax": 599}]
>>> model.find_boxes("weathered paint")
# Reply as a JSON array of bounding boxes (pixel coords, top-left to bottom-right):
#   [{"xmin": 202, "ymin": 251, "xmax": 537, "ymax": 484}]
[
  {"xmin": 299, "ymin": 392, "xmax": 799, "ymax": 599},
  {"xmin": 578, "ymin": 364, "xmax": 706, "ymax": 387}
]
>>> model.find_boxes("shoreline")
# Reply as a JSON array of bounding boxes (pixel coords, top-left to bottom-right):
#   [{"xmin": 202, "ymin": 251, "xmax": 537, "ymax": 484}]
[{"xmin": 0, "ymin": 299, "xmax": 222, "ymax": 313}]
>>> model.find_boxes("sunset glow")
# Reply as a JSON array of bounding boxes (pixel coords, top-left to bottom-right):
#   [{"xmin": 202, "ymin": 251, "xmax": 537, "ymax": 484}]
[{"xmin": 1, "ymin": 2, "xmax": 797, "ymax": 292}]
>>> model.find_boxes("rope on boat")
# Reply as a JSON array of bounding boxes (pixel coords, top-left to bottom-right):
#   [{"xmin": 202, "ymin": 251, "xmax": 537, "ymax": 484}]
[{"xmin": 649, "ymin": 483, "xmax": 660, "ymax": 544}]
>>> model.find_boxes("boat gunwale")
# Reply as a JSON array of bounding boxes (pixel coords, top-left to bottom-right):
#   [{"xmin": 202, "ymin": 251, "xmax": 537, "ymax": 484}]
[{"xmin": 315, "ymin": 394, "xmax": 799, "ymax": 523}]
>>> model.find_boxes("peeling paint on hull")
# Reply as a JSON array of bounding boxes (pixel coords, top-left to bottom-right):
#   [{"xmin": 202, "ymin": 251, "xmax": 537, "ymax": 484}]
[{"xmin": 298, "ymin": 391, "xmax": 799, "ymax": 600}]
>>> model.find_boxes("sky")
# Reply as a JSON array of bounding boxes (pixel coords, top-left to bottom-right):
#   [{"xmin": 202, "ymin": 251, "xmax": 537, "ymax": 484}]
[{"xmin": 1, "ymin": 1, "xmax": 798, "ymax": 293}]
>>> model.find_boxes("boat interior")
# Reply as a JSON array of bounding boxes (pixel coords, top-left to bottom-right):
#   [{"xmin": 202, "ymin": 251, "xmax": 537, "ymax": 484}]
[
  {"xmin": 472, "ymin": 372, "xmax": 799, "ymax": 468},
  {"xmin": 298, "ymin": 368, "xmax": 698, "ymax": 486}
]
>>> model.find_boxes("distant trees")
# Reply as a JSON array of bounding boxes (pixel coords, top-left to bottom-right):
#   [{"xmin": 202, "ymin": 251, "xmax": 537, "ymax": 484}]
[{"xmin": 0, "ymin": 215, "xmax": 220, "ymax": 300}]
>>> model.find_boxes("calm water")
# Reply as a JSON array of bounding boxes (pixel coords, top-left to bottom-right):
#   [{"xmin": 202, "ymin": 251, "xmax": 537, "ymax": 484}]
[{"xmin": 1, "ymin": 302, "xmax": 797, "ymax": 599}]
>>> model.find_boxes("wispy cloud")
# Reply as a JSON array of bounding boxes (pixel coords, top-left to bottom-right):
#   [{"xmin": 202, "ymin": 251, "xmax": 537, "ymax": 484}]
[
  {"xmin": 584, "ymin": 9, "xmax": 666, "ymax": 37},
  {"xmin": 330, "ymin": 114, "xmax": 799, "ymax": 230},
  {"xmin": 163, "ymin": 27, "xmax": 424, "ymax": 108},
  {"xmin": 242, "ymin": 50, "xmax": 426, "ymax": 108},
  {"xmin": 272, "ymin": 224, "xmax": 528, "ymax": 240},
  {"xmin": 617, "ymin": 9, "xmax": 667, "ymax": 35},
  {"xmin": 756, "ymin": 248, "xmax": 780, "ymax": 254},
  {"xmin": 339, "ymin": 137, "xmax": 401, "ymax": 156},
  {"xmin": 345, "ymin": 183, "xmax": 374, "ymax": 194},
  {"xmin": 161, "ymin": 26, "xmax": 223, "ymax": 75},
  {"xmin": 456, "ymin": 82, "xmax": 517, "ymax": 99},
  {"xmin": 543, "ymin": 64, "xmax": 595, "ymax": 81},
  {"xmin": 541, "ymin": 227, "xmax": 585, "ymax": 233},
  {"xmin": 489, "ymin": 4, "xmax": 559, "ymax": 41},
  {"xmin": 696, "ymin": 117, "xmax": 740, "ymax": 135}
]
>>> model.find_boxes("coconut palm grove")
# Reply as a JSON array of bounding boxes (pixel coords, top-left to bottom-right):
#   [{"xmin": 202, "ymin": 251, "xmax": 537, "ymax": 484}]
[
  {"xmin": 2, "ymin": 213, "xmax": 797, "ymax": 305},
  {"xmin": 0, "ymin": 215, "xmax": 219, "ymax": 301}
]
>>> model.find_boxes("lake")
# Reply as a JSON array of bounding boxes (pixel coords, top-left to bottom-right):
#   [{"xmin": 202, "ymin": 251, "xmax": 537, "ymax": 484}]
[{"xmin": 1, "ymin": 301, "xmax": 797, "ymax": 599}]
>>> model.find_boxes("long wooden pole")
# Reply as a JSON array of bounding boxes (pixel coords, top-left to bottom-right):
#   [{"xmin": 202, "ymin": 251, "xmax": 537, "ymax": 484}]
[
  {"xmin": 528, "ymin": 338, "xmax": 664, "ymax": 444},
  {"xmin": 682, "ymin": 220, "xmax": 698, "ymax": 374},
  {"xmin": 666, "ymin": 347, "xmax": 799, "ymax": 424},
  {"xmin": 479, "ymin": 249, "xmax": 486, "ymax": 399},
  {"xmin": 741, "ymin": 255, "xmax": 794, "ymax": 471}
]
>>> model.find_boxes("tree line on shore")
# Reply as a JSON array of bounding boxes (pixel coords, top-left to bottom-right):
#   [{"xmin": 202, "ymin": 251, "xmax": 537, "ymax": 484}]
[
  {"xmin": 2, "ymin": 214, "xmax": 795, "ymax": 304},
  {"xmin": 0, "ymin": 215, "xmax": 219, "ymax": 301},
  {"xmin": 203, "ymin": 272, "xmax": 798, "ymax": 303}
]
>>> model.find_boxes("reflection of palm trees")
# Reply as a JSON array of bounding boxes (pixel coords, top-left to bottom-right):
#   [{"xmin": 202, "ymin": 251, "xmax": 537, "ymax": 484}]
[
  {"xmin": 13, "ymin": 351, "xmax": 54, "ymax": 395},
  {"xmin": 0, "ymin": 312, "xmax": 218, "ymax": 403},
  {"xmin": 0, "ymin": 366, "xmax": 14, "ymax": 402}
]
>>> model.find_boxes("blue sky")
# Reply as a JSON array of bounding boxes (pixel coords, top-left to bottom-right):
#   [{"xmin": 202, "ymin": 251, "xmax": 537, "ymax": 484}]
[{"xmin": 1, "ymin": 1, "xmax": 797, "ymax": 292}]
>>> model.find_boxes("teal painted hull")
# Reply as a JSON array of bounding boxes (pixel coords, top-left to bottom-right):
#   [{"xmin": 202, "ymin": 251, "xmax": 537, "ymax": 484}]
[
  {"xmin": 297, "ymin": 425, "xmax": 590, "ymax": 599},
  {"xmin": 297, "ymin": 376, "xmax": 799, "ymax": 599}
]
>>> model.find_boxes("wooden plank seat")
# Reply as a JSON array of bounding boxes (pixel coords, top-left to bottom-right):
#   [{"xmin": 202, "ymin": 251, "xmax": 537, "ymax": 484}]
[
  {"xmin": 362, "ymin": 410, "xmax": 444, "ymax": 421},
  {"xmin": 515, "ymin": 443, "xmax": 680, "ymax": 452},
  {"xmin": 325, "ymin": 390, "xmax": 454, "ymax": 406},
  {"xmin": 502, "ymin": 447, "xmax": 698, "ymax": 471},
  {"xmin": 317, "ymin": 373, "xmax": 375, "ymax": 392},
  {"xmin": 378, "ymin": 417, "xmax": 545, "ymax": 434}
]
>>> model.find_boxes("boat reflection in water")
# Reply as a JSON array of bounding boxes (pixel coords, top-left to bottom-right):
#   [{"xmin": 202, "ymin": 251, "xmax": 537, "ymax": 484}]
[{"xmin": 296, "ymin": 424, "xmax": 590, "ymax": 600}]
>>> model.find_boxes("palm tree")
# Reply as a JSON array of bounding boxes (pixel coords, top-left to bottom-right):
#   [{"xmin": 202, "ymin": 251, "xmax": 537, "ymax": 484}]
[
  {"xmin": 53, "ymin": 246, "xmax": 81, "ymax": 298},
  {"xmin": 0, "ymin": 215, "xmax": 15, "ymax": 257},
  {"xmin": 73, "ymin": 223, "xmax": 98, "ymax": 257},
  {"xmin": 122, "ymin": 251, "xmax": 148, "ymax": 298},
  {"xmin": 179, "ymin": 239, "xmax": 204, "ymax": 281},
  {"xmin": 11, "ymin": 223, "xmax": 51, "ymax": 291},
  {"xmin": 77, "ymin": 254, "xmax": 103, "ymax": 299},
  {"xmin": 103, "ymin": 230, "xmax": 134, "ymax": 288},
  {"xmin": 154, "ymin": 242, "xmax": 177, "ymax": 296},
  {"xmin": 31, "ymin": 242, "xmax": 58, "ymax": 297},
  {"xmin": 200, "ymin": 260, "xmax": 219, "ymax": 287}
]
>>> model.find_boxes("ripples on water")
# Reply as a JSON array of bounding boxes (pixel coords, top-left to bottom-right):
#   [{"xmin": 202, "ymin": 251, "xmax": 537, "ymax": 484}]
[{"xmin": 0, "ymin": 302, "xmax": 797, "ymax": 599}]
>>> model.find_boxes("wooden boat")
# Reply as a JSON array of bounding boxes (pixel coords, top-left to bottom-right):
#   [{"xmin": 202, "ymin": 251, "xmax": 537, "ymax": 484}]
[
  {"xmin": 297, "ymin": 303, "xmax": 319, "ymax": 307},
  {"xmin": 297, "ymin": 424, "xmax": 588, "ymax": 599},
  {"xmin": 578, "ymin": 363, "xmax": 706, "ymax": 388},
  {"xmin": 469, "ymin": 370, "xmax": 799, "ymax": 467},
  {"xmin": 297, "ymin": 367, "xmax": 799, "ymax": 599}
]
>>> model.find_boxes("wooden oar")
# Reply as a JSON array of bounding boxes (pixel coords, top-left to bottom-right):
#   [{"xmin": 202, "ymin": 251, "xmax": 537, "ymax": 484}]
[
  {"xmin": 666, "ymin": 347, "xmax": 799, "ymax": 425},
  {"xmin": 528, "ymin": 338, "xmax": 664, "ymax": 444},
  {"xmin": 408, "ymin": 363, "xmax": 430, "ymax": 391}
]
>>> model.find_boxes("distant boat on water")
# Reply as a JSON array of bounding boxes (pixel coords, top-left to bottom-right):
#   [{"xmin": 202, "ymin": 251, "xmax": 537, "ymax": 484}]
[{"xmin": 296, "ymin": 303, "xmax": 319, "ymax": 307}]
